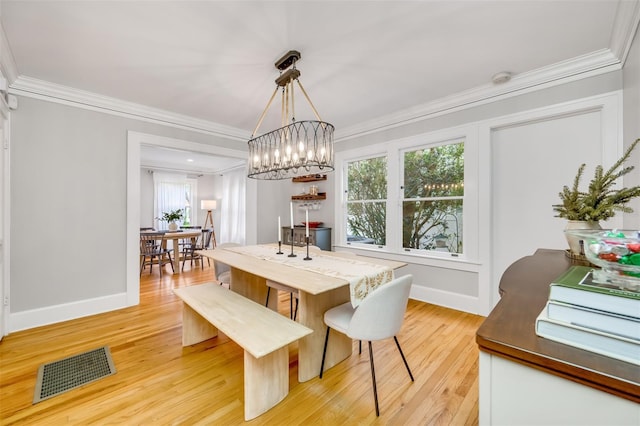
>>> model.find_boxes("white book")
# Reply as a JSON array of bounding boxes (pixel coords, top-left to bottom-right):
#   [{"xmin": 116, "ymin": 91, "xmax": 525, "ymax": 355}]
[
  {"xmin": 535, "ymin": 308, "xmax": 640, "ymax": 366},
  {"xmin": 546, "ymin": 300, "xmax": 640, "ymax": 342}
]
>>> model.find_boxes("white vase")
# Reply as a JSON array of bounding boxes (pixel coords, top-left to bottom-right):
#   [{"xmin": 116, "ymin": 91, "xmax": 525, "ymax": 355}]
[
  {"xmin": 168, "ymin": 222, "xmax": 178, "ymax": 232},
  {"xmin": 564, "ymin": 220, "xmax": 601, "ymax": 255}
]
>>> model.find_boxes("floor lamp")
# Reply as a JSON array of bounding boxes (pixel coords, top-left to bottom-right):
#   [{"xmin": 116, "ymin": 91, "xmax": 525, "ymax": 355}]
[{"xmin": 201, "ymin": 200, "xmax": 217, "ymax": 248}]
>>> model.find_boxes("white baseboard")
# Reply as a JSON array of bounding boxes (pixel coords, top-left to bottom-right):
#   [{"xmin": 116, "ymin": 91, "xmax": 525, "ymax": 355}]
[
  {"xmin": 410, "ymin": 285, "xmax": 481, "ymax": 315},
  {"xmin": 8, "ymin": 293, "xmax": 131, "ymax": 333}
]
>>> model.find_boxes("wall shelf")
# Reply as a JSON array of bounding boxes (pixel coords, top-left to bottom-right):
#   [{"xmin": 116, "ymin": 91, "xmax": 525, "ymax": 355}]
[
  {"xmin": 292, "ymin": 174, "xmax": 327, "ymax": 183},
  {"xmin": 291, "ymin": 193, "xmax": 326, "ymax": 201}
]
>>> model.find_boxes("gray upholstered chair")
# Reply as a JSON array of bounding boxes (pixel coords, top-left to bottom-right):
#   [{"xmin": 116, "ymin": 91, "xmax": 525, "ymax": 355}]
[
  {"xmin": 319, "ymin": 274, "xmax": 414, "ymax": 416},
  {"xmin": 213, "ymin": 242, "xmax": 242, "ymax": 287}
]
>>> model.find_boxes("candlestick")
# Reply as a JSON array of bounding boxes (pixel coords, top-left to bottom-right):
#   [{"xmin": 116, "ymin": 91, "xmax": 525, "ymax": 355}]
[
  {"xmin": 278, "ymin": 216, "xmax": 281, "ymax": 242},
  {"xmin": 290, "ymin": 202, "xmax": 294, "ymax": 229},
  {"xmin": 305, "ymin": 209, "xmax": 309, "ymax": 237},
  {"xmin": 304, "ymin": 236, "xmax": 312, "ymax": 260},
  {"xmin": 288, "ymin": 228, "xmax": 297, "ymax": 257}
]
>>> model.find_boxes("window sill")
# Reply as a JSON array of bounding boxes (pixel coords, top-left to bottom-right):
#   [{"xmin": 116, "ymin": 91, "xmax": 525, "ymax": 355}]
[{"xmin": 334, "ymin": 244, "xmax": 481, "ymax": 272}]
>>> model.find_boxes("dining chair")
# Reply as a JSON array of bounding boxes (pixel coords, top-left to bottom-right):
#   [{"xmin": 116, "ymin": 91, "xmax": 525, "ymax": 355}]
[
  {"xmin": 265, "ymin": 280, "xmax": 299, "ymax": 320},
  {"xmin": 264, "ymin": 245, "xmax": 323, "ymax": 319},
  {"xmin": 181, "ymin": 229, "xmax": 213, "ymax": 271},
  {"xmin": 213, "ymin": 242, "xmax": 242, "ymax": 287},
  {"xmin": 139, "ymin": 233, "xmax": 174, "ymax": 278},
  {"xmin": 319, "ymin": 274, "xmax": 414, "ymax": 416}
]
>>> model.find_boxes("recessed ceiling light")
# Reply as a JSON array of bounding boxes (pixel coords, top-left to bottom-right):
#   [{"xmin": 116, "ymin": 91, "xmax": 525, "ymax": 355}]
[{"xmin": 187, "ymin": 158, "xmax": 194, "ymax": 162}]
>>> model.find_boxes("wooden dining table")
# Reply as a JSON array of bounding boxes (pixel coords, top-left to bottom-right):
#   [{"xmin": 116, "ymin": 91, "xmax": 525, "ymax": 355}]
[
  {"xmin": 199, "ymin": 245, "xmax": 406, "ymax": 382},
  {"xmin": 141, "ymin": 230, "xmax": 203, "ymax": 274}
]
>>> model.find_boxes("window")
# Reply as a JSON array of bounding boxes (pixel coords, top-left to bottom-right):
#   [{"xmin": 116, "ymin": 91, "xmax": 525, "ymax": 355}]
[
  {"xmin": 402, "ymin": 142, "xmax": 464, "ymax": 254},
  {"xmin": 345, "ymin": 156, "xmax": 387, "ymax": 246},
  {"xmin": 339, "ymin": 135, "xmax": 467, "ymax": 259},
  {"xmin": 153, "ymin": 172, "xmax": 197, "ymax": 228}
]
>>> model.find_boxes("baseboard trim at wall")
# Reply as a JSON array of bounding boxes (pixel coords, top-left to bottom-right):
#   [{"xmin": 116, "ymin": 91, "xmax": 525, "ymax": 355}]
[
  {"xmin": 410, "ymin": 285, "xmax": 481, "ymax": 316},
  {"xmin": 8, "ymin": 293, "xmax": 130, "ymax": 333}
]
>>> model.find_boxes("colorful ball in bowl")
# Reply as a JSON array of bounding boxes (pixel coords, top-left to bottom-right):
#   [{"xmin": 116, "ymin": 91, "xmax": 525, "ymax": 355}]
[{"xmin": 565, "ymin": 229, "xmax": 640, "ymax": 292}]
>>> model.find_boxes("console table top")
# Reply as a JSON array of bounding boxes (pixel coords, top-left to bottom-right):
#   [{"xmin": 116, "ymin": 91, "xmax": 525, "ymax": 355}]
[{"xmin": 476, "ymin": 248, "xmax": 639, "ymax": 403}]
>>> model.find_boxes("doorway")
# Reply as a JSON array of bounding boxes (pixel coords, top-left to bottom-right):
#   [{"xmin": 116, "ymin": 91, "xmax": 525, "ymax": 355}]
[{"xmin": 126, "ymin": 131, "xmax": 255, "ymax": 307}]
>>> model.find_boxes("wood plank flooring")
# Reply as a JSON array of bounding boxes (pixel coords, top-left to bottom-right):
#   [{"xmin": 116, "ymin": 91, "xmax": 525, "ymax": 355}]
[{"xmin": 0, "ymin": 258, "xmax": 485, "ymax": 425}]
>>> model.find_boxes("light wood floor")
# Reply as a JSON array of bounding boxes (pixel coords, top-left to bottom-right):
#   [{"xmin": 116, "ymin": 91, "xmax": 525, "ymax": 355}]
[{"xmin": 0, "ymin": 258, "xmax": 485, "ymax": 425}]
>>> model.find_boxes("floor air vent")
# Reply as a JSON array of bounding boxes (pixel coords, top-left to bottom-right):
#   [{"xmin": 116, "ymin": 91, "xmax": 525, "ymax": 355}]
[{"xmin": 33, "ymin": 346, "xmax": 116, "ymax": 403}]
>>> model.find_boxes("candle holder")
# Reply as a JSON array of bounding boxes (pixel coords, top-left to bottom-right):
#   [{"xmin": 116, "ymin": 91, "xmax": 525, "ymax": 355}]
[
  {"xmin": 276, "ymin": 240, "xmax": 283, "ymax": 255},
  {"xmin": 288, "ymin": 228, "xmax": 297, "ymax": 258},
  {"xmin": 304, "ymin": 236, "xmax": 312, "ymax": 261}
]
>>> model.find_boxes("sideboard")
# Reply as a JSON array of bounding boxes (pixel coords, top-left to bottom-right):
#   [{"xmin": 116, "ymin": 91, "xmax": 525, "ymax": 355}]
[
  {"xmin": 281, "ymin": 226, "xmax": 331, "ymax": 251},
  {"xmin": 476, "ymin": 249, "xmax": 639, "ymax": 425}
]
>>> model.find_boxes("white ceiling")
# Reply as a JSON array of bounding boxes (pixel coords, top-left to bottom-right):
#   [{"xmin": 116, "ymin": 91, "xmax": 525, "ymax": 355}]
[{"xmin": 1, "ymin": 1, "xmax": 638, "ymax": 173}]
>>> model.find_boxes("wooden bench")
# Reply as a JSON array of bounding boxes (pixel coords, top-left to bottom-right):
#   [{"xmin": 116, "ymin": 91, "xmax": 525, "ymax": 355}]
[{"xmin": 173, "ymin": 282, "xmax": 313, "ymax": 420}]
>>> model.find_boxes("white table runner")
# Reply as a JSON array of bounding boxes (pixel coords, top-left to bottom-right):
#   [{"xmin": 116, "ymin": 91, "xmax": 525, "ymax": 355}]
[{"xmin": 226, "ymin": 244, "xmax": 394, "ymax": 307}]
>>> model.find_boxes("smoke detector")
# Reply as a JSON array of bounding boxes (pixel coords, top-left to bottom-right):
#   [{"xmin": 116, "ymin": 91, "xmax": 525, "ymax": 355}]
[{"xmin": 492, "ymin": 71, "xmax": 512, "ymax": 84}]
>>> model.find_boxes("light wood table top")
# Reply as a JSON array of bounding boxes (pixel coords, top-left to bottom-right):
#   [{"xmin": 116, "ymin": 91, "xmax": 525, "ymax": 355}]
[
  {"xmin": 199, "ymin": 245, "xmax": 407, "ymax": 382},
  {"xmin": 199, "ymin": 246, "xmax": 406, "ymax": 295}
]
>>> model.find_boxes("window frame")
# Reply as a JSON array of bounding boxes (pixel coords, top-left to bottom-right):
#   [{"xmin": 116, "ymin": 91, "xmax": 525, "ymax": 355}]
[
  {"xmin": 343, "ymin": 153, "xmax": 389, "ymax": 249},
  {"xmin": 335, "ymin": 125, "xmax": 478, "ymax": 266},
  {"xmin": 400, "ymin": 139, "xmax": 465, "ymax": 257}
]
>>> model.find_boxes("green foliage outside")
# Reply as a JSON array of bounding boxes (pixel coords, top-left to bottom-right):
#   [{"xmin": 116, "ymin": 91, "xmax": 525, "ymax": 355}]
[
  {"xmin": 346, "ymin": 143, "xmax": 465, "ymax": 252},
  {"xmin": 347, "ymin": 157, "xmax": 387, "ymax": 245},
  {"xmin": 403, "ymin": 143, "xmax": 464, "ymax": 252}
]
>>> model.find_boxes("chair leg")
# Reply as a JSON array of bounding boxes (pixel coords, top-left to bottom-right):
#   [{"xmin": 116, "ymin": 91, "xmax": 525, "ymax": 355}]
[
  {"xmin": 264, "ymin": 287, "xmax": 271, "ymax": 307},
  {"xmin": 140, "ymin": 256, "xmax": 145, "ymax": 276},
  {"xmin": 157, "ymin": 255, "xmax": 162, "ymax": 278},
  {"xmin": 167, "ymin": 252, "xmax": 174, "ymax": 273},
  {"xmin": 181, "ymin": 250, "xmax": 188, "ymax": 272},
  {"xmin": 393, "ymin": 336, "xmax": 414, "ymax": 382},
  {"xmin": 368, "ymin": 341, "xmax": 380, "ymax": 417},
  {"xmin": 289, "ymin": 294, "xmax": 293, "ymax": 319},
  {"xmin": 319, "ymin": 326, "xmax": 330, "ymax": 378},
  {"xmin": 293, "ymin": 298, "xmax": 298, "ymax": 321},
  {"xmin": 359, "ymin": 340, "xmax": 362, "ymax": 354}
]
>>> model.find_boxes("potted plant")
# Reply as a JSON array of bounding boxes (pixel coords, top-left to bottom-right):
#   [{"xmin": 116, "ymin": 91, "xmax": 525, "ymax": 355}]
[
  {"xmin": 553, "ymin": 138, "xmax": 640, "ymax": 254},
  {"xmin": 158, "ymin": 209, "xmax": 183, "ymax": 231}
]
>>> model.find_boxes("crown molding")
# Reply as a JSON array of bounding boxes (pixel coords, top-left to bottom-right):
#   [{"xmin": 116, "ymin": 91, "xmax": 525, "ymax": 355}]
[
  {"xmin": 335, "ymin": 49, "xmax": 622, "ymax": 142},
  {"xmin": 0, "ymin": 22, "xmax": 18, "ymax": 85},
  {"xmin": 9, "ymin": 76, "xmax": 249, "ymax": 141},
  {"xmin": 610, "ymin": 0, "xmax": 640, "ymax": 65}
]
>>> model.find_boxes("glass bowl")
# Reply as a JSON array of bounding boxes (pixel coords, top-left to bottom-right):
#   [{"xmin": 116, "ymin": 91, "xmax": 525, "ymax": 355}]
[{"xmin": 565, "ymin": 229, "xmax": 640, "ymax": 292}]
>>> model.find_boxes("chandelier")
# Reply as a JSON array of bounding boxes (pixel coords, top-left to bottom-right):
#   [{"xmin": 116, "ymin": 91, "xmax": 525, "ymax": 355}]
[{"xmin": 247, "ymin": 50, "xmax": 334, "ymax": 180}]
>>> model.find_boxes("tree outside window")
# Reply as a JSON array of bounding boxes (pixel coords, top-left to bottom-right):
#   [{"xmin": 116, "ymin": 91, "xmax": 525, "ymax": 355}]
[
  {"xmin": 403, "ymin": 142, "xmax": 464, "ymax": 253},
  {"xmin": 346, "ymin": 156, "xmax": 387, "ymax": 246}
]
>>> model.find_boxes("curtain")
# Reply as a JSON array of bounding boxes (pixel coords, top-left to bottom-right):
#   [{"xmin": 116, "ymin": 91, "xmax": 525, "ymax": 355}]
[
  {"xmin": 153, "ymin": 172, "xmax": 197, "ymax": 228},
  {"xmin": 220, "ymin": 167, "xmax": 246, "ymax": 244}
]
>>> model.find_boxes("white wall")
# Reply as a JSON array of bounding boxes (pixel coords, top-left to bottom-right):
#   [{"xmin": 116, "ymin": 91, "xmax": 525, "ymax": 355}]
[
  {"xmin": 6, "ymin": 42, "xmax": 638, "ymax": 331},
  {"xmin": 8, "ymin": 96, "xmax": 243, "ymax": 331},
  {"xmin": 334, "ymin": 72, "xmax": 627, "ymax": 315},
  {"xmin": 623, "ymin": 25, "xmax": 640, "ymax": 229},
  {"xmin": 139, "ymin": 169, "xmax": 221, "ymax": 231}
]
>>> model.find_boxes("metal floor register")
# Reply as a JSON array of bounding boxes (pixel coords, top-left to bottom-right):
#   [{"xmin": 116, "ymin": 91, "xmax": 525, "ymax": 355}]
[{"xmin": 33, "ymin": 346, "xmax": 116, "ymax": 403}]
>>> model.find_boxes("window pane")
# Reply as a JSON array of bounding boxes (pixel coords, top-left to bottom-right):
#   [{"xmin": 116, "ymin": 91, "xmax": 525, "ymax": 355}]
[
  {"xmin": 347, "ymin": 201, "xmax": 386, "ymax": 245},
  {"xmin": 347, "ymin": 157, "xmax": 387, "ymax": 201},
  {"xmin": 403, "ymin": 197, "xmax": 463, "ymax": 253},
  {"xmin": 404, "ymin": 143, "xmax": 464, "ymax": 198},
  {"xmin": 346, "ymin": 156, "xmax": 387, "ymax": 246}
]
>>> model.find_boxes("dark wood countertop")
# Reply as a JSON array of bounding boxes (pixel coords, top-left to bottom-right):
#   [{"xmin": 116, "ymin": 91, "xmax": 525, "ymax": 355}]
[{"xmin": 476, "ymin": 248, "xmax": 640, "ymax": 403}]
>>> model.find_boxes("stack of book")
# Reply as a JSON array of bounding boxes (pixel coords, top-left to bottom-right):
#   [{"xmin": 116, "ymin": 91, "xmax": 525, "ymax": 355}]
[{"xmin": 535, "ymin": 265, "xmax": 640, "ymax": 365}]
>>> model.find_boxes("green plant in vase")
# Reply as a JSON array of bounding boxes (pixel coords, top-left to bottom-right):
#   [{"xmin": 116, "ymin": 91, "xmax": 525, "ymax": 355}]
[
  {"xmin": 158, "ymin": 209, "xmax": 183, "ymax": 231},
  {"xmin": 553, "ymin": 138, "xmax": 640, "ymax": 254}
]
